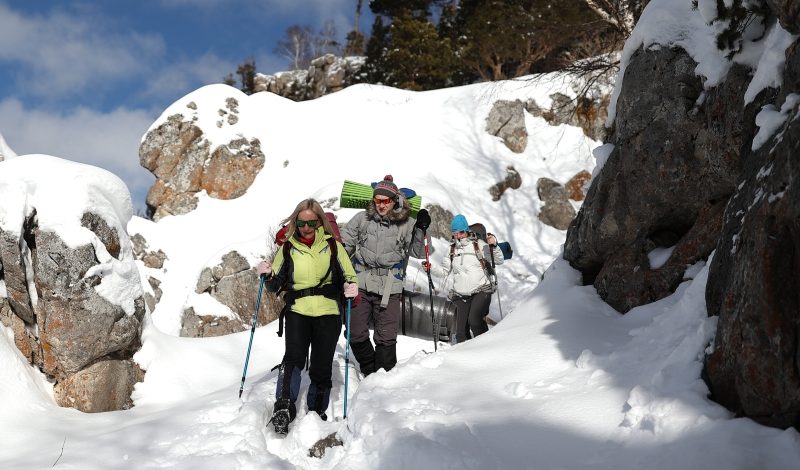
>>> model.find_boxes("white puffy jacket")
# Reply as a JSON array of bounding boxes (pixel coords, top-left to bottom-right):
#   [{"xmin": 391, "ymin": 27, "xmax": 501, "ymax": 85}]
[{"xmin": 443, "ymin": 237, "xmax": 504, "ymax": 297}]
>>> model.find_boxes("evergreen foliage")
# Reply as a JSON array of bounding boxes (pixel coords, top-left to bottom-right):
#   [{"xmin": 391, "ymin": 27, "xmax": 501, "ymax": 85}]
[
  {"xmin": 236, "ymin": 59, "xmax": 257, "ymax": 95},
  {"xmin": 344, "ymin": 30, "xmax": 366, "ymax": 56},
  {"xmin": 379, "ymin": 11, "xmax": 460, "ymax": 90}
]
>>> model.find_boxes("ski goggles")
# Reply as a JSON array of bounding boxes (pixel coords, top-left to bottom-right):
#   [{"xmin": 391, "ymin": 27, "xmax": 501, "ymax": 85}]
[{"xmin": 296, "ymin": 219, "xmax": 320, "ymax": 228}]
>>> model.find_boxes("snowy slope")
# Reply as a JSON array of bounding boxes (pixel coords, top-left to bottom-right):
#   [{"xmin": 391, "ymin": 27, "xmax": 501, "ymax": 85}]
[{"xmin": 2, "ymin": 28, "xmax": 800, "ymax": 467}]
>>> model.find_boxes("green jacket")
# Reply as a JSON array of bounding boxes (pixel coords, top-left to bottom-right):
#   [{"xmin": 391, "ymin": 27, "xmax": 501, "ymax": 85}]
[{"xmin": 269, "ymin": 227, "xmax": 358, "ymax": 317}]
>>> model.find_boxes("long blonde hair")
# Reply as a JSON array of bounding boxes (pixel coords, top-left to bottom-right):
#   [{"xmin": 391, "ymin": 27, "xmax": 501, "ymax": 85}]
[{"xmin": 280, "ymin": 198, "xmax": 335, "ymax": 241}]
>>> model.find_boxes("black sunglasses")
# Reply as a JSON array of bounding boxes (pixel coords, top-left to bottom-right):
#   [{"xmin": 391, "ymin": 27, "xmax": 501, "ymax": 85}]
[{"xmin": 296, "ymin": 219, "xmax": 320, "ymax": 228}]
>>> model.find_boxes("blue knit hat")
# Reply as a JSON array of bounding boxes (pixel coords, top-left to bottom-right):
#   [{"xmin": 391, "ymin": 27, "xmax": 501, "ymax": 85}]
[{"xmin": 451, "ymin": 214, "xmax": 469, "ymax": 232}]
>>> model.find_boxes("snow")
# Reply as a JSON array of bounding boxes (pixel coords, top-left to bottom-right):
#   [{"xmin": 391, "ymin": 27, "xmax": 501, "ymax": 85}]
[
  {"xmin": 2, "ymin": 41, "xmax": 800, "ymax": 469},
  {"xmin": 0, "ymin": 131, "xmax": 16, "ymax": 160},
  {"xmin": 752, "ymin": 93, "xmax": 800, "ymax": 151}
]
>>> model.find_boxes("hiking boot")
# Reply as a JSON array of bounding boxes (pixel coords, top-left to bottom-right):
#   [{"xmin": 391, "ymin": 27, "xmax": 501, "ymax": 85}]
[
  {"xmin": 375, "ymin": 343, "xmax": 397, "ymax": 372},
  {"xmin": 269, "ymin": 399, "xmax": 296, "ymax": 435},
  {"xmin": 351, "ymin": 340, "xmax": 376, "ymax": 376},
  {"xmin": 271, "ymin": 408, "xmax": 291, "ymax": 435}
]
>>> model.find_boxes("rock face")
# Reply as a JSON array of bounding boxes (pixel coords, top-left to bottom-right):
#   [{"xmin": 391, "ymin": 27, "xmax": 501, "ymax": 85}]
[
  {"xmin": 0, "ymin": 211, "xmax": 145, "ymax": 412},
  {"xmin": 703, "ymin": 42, "xmax": 800, "ymax": 429},
  {"xmin": 564, "ymin": 47, "xmax": 758, "ymax": 313},
  {"xmin": 183, "ymin": 251, "xmax": 279, "ymax": 337},
  {"xmin": 140, "ymin": 98, "xmax": 265, "ymax": 221},
  {"xmin": 564, "ymin": 8, "xmax": 800, "ymax": 428},
  {"xmin": 254, "ymin": 54, "xmax": 365, "ymax": 101}
]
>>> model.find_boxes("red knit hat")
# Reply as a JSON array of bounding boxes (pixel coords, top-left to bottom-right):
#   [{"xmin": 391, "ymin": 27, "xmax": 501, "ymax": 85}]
[{"xmin": 373, "ymin": 175, "xmax": 399, "ymax": 199}]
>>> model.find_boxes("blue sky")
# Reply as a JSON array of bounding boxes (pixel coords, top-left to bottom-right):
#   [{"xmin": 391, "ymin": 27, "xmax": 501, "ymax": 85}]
[{"xmin": 0, "ymin": 0, "xmax": 366, "ymax": 212}]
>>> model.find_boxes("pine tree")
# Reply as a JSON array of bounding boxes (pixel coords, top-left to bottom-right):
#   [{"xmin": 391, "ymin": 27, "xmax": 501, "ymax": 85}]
[
  {"xmin": 344, "ymin": 30, "xmax": 366, "ymax": 56},
  {"xmin": 364, "ymin": 16, "xmax": 391, "ymax": 83},
  {"xmin": 236, "ymin": 59, "xmax": 256, "ymax": 95},
  {"xmin": 381, "ymin": 11, "xmax": 460, "ymax": 90}
]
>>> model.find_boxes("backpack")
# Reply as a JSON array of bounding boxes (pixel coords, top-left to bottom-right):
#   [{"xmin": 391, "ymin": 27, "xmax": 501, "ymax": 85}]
[
  {"xmin": 469, "ymin": 222, "xmax": 513, "ymax": 261},
  {"xmin": 469, "ymin": 223, "xmax": 488, "ymax": 243}
]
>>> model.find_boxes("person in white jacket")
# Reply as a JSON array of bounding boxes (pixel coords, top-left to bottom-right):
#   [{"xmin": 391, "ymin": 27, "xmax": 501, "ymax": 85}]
[{"xmin": 442, "ymin": 214, "xmax": 504, "ymax": 343}]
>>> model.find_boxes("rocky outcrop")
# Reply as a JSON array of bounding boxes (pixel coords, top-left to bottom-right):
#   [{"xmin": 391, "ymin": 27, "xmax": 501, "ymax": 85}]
[
  {"xmin": 140, "ymin": 98, "xmax": 265, "ymax": 221},
  {"xmin": 183, "ymin": 251, "xmax": 279, "ymax": 337},
  {"xmin": 0, "ymin": 211, "xmax": 145, "ymax": 412},
  {"xmin": 564, "ymin": 7, "xmax": 800, "ymax": 428},
  {"xmin": 564, "ymin": 47, "xmax": 760, "ymax": 313},
  {"xmin": 704, "ymin": 42, "xmax": 800, "ymax": 429},
  {"xmin": 254, "ymin": 54, "xmax": 365, "ymax": 101}
]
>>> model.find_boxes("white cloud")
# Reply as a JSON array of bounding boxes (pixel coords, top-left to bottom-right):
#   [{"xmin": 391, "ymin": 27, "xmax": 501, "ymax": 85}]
[
  {"xmin": 0, "ymin": 98, "xmax": 155, "ymax": 211},
  {"xmin": 0, "ymin": 3, "xmax": 165, "ymax": 99},
  {"xmin": 140, "ymin": 53, "xmax": 236, "ymax": 100}
]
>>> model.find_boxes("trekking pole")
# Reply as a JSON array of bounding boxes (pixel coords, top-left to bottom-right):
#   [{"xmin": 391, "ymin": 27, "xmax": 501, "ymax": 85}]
[
  {"xmin": 344, "ymin": 298, "xmax": 352, "ymax": 418},
  {"xmin": 489, "ymin": 246, "xmax": 505, "ymax": 319},
  {"xmin": 423, "ymin": 232, "xmax": 438, "ymax": 352},
  {"xmin": 239, "ymin": 274, "xmax": 266, "ymax": 398}
]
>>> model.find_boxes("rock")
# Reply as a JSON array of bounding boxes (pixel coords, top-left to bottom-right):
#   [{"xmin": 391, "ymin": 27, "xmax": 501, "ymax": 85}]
[
  {"xmin": 565, "ymin": 170, "xmax": 592, "ymax": 201},
  {"xmin": 537, "ymin": 177, "xmax": 576, "ymax": 230},
  {"xmin": 703, "ymin": 43, "xmax": 800, "ymax": 428},
  {"xmin": 486, "ymin": 100, "xmax": 527, "ymax": 153},
  {"xmin": 564, "ymin": 47, "xmax": 755, "ymax": 311},
  {"xmin": 489, "ymin": 166, "xmax": 522, "ymax": 201},
  {"xmin": 308, "ymin": 432, "xmax": 343, "ymax": 458},
  {"xmin": 183, "ymin": 251, "xmax": 280, "ymax": 337},
  {"xmin": 54, "ymin": 359, "xmax": 144, "ymax": 412},
  {"xmin": 139, "ymin": 110, "xmax": 265, "ymax": 221}
]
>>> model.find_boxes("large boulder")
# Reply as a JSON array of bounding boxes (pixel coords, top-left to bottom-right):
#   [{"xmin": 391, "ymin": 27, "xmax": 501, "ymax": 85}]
[
  {"xmin": 485, "ymin": 100, "xmax": 528, "ymax": 153},
  {"xmin": 140, "ymin": 96, "xmax": 265, "ymax": 221},
  {"xmin": 0, "ymin": 155, "xmax": 145, "ymax": 412},
  {"xmin": 703, "ymin": 42, "xmax": 800, "ymax": 428},
  {"xmin": 183, "ymin": 251, "xmax": 279, "ymax": 337},
  {"xmin": 564, "ymin": 47, "xmax": 762, "ymax": 312}
]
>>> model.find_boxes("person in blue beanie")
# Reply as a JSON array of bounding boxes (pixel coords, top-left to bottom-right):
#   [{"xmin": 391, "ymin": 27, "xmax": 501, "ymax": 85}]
[{"xmin": 443, "ymin": 214, "xmax": 503, "ymax": 342}]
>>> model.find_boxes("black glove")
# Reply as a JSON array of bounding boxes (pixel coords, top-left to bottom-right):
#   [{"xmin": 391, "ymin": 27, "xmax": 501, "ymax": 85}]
[{"xmin": 414, "ymin": 209, "xmax": 431, "ymax": 231}]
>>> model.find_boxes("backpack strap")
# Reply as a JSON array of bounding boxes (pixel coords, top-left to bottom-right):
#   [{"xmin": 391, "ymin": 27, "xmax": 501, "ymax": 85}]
[{"xmin": 276, "ymin": 237, "xmax": 344, "ymax": 337}]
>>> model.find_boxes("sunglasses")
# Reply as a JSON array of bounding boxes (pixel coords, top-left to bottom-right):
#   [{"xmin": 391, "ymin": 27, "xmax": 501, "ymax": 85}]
[
  {"xmin": 373, "ymin": 196, "xmax": 394, "ymax": 206},
  {"xmin": 296, "ymin": 219, "xmax": 320, "ymax": 228}
]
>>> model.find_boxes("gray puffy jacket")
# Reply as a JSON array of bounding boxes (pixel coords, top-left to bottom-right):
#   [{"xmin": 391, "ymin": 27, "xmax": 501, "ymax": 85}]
[{"xmin": 341, "ymin": 197, "xmax": 425, "ymax": 298}]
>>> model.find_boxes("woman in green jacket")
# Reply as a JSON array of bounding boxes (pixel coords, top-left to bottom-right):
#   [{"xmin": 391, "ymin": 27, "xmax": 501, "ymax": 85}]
[{"xmin": 257, "ymin": 198, "xmax": 358, "ymax": 435}]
